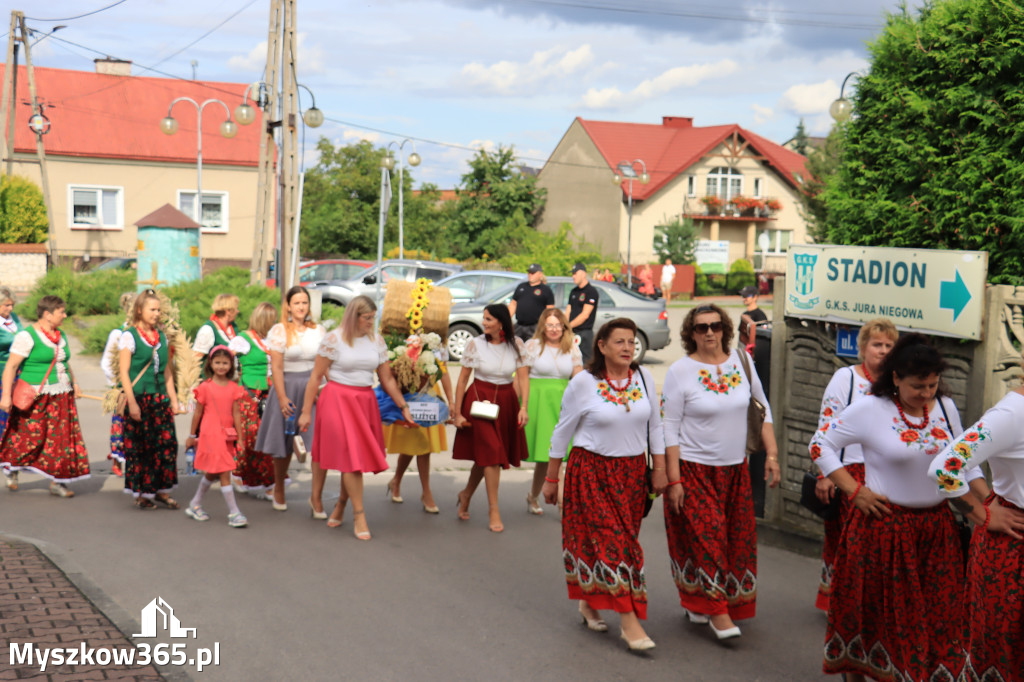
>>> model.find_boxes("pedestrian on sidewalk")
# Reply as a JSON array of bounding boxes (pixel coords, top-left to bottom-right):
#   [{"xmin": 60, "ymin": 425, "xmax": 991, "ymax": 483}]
[
  {"xmin": 183, "ymin": 346, "xmax": 248, "ymax": 527},
  {"xmin": 119, "ymin": 289, "xmax": 181, "ymax": 510},
  {"xmin": 0, "ymin": 295, "xmax": 90, "ymax": 497},
  {"xmin": 661, "ymin": 259, "xmax": 676, "ymax": 303},
  {"xmin": 228, "ymin": 302, "xmax": 278, "ymax": 498}
]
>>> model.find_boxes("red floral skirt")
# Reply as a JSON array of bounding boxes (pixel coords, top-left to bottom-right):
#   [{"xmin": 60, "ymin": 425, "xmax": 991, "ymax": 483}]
[
  {"xmin": 452, "ymin": 380, "xmax": 527, "ymax": 469},
  {"xmin": 123, "ymin": 393, "xmax": 178, "ymax": 499},
  {"xmin": 665, "ymin": 459, "xmax": 757, "ymax": 620},
  {"xmin": 562, "ymin": 447, "xmax": 647, "ymax": 619},
  {"xmin": 817, "ymin": 462, "xmax": 865, "ymax": 611},
  {"xmin": 235, "ymin": 389, "xmax": 273, "ymax": 490},
  {"xmin": 824, "ymin": 502, "xmax": 966, "ymax": 681},
  {"xmin": 962, "ymin": 493, "xmax": 1023, "ymax": 682},
  {"xmin": 0, "ymin": 391, "xmax": 90, "ymax": 482}
]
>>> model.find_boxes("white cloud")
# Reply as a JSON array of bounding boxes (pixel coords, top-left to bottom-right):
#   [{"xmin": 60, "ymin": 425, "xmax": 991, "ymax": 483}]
[
  {"xmin": 341, "ymin": 129, "xmax": 380, "ymax": 144},
  {"xmin": 579, "ymin": 60, "xmax": 738, "ymax": 110},
  {"xmin": 460, "ymin": 45, "xmax": 595, "ymax": 95},
  {"xmin": 227, "ymin": 33, "xmax": 324, "ymax": 75},
  {"xmin": 779, "ymin": 80, "xmax": 839, "ymax": 116},
  {"xmin": 751, "ymin": 103, "xmax": 774, "ymax": 124},
  {"xmin": 228, "ymin": 41, "xmax": 265, "ymax": 72}
]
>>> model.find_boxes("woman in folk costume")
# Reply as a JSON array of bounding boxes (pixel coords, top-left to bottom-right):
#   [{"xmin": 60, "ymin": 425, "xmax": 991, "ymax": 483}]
[{"xmin": 192, "ymin": 293, "xmax": 240, "ymax": 361}]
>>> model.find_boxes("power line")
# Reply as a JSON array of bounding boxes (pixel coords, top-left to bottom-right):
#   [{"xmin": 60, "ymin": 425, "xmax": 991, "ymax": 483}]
[
  {"xmin": 25, "ymin": 0, "xmax": 130, "ymax": 23},
  {"xmin": 146, "ymin": 0, "xmax": 261, "ymax": 72}
]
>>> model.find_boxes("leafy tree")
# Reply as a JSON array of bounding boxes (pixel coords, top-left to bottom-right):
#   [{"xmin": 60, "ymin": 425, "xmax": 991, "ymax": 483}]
[
  {"xmin": 447, "ymin": 146, "xmax": 546, "ymax": 260},
  {"xmin": 728, "ymin": 258, "xmax": 756, "ymax": 291},
  {"xmin": 817, "ymin": 0, "xmax": 1024, "ymax": 284},
  {"xmin": 797, "ymin": 126, "xmax": 844, "ymax": 242},
  {"xmin": 500, "ymin": 221, "xmax": 603, "ymax": 275},
  {"xmin": 653, "ymin": 216, "xmax": 698, "ymax": 264},
  {"xmin": 0, "ymin": 175, "xmax": 47, "ymax": 244},
  {"xmin": 791, "ymin": 118, "xmax": 810, "ymax": 157}
]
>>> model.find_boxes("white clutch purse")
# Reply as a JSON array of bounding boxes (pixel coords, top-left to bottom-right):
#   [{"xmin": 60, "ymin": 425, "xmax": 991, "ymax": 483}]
[{"xmin": 469, "ymin": 400, "xmax": 499, "ymax": 421}]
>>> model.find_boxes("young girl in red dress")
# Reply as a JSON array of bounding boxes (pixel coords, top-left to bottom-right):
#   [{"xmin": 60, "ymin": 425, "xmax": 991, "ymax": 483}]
[{"xmin": 183, "ymin": 346, "xmax": 248, "ymax": 527}]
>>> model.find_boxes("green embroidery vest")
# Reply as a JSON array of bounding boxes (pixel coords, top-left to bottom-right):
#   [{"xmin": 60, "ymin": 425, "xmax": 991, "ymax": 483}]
[
  {"xmin": 18, "ymin": 326, "xmax": 69, "ymax": 385},
  {"xmin": 202, "ymin": 319, "xmax": 238, "ymax": 350},
  {"xmin": 126, "ymin": 327, "xmax": 168, "ymax": 395},
  {"xmin": 237, "ymin": 331, "xmax": 269, "ymax": 390},
  {"xmin": 0, "ymin": 311, "xmax": 23, "ymax": 373}
]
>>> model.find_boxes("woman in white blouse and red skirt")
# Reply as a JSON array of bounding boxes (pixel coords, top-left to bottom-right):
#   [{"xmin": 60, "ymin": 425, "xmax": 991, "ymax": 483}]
[
  {"xmin": 661, "ymin": 304, "xmax": 779, "ymax": 641},
  {"xmin": 297, "ymin": 296, "xmax": 412, "ymax": 541},
  {"xmin": 811, "ymin": 333, "xmax": 985, "ymax": 682},
  {"xmin": 453, "ymin": 304, "xmax": 529, "ymax": 534},
  {"xmin": 930, "ymin": 364, "xmax": 1024, "ymax": 682},
  {"xmin": 543, "ymin": 318, "xmax": 666, "ymax": 652}
]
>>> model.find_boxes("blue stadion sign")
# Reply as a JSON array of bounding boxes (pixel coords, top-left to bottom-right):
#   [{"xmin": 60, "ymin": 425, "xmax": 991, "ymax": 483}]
[{"xmin": 785, "ymin": 245, "xmax": 987, "ymax": 340}]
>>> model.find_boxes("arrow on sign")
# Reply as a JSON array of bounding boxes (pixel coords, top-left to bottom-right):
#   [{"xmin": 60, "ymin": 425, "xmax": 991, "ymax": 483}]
[{"xmin": 939, "ymin": 270, "xmax": 971, "ymax": 321}]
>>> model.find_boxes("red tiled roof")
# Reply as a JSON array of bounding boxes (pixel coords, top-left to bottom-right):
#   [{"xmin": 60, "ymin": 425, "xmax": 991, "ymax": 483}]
[
  {"xmin": 576, "ymin": 116, "xmax": 809, "ymax": 201},
  {"xmin": 135, "ymin": 203, "xmax": 200, "ymax": 229},
  {"xmin": 0, "ymin": 64, "xmax": 261, "ymax": 166}
]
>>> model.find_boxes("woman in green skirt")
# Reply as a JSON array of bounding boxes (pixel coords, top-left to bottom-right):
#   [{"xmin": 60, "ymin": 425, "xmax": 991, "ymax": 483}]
[{"xmin": 523, "ymin": 308, "xmax": 582, "ymax": 515}]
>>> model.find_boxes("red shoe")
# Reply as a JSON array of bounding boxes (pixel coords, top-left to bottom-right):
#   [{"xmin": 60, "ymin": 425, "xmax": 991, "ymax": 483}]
[{"xmin": 111, "ymin": 462, "xmax": 123, "ymax": 476}]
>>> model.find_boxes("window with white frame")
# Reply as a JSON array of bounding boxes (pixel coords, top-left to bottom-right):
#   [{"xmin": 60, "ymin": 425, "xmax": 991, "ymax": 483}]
[
  {"xmin": 687, "ymin": 175, "xmax": 696, "ymax": 197},
  {"xmin": 705, "ymin": 167, "xmax": 743, "ymax": 200},
  {"xmin": 69, "ymin": 186, "xmax": 122, "ymax": 229},
  {"xmin": 757, "ymin": 228, "xmax": 792, "ymax": 253},
  {"xmin": 753, "ymin": 178, "xmax": 762, "ymax": 198},
  {"xmin": 178, "ymin": 191, "xmax": 228, "ymax": 232}
]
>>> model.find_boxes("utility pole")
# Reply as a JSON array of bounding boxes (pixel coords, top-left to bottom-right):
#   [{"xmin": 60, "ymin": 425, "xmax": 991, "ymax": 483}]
[
  {"xmin": 0, "ymin": 11, "xmax": 57, "ymax": 258},
  {"xmin": 248, "ymin": 0, "xmax": 301, "ymax": 293}
]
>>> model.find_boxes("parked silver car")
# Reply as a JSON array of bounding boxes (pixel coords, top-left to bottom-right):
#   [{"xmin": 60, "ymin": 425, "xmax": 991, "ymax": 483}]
[
  {"xmin": 303, "ymin": 259, "xmax": 462, "ymax": 306},
  {"xmin": 445, "ymin": 276, "xmax": 671, "ymax": 362},
  {"xmin": 434, "ymin": 270, "xmax": 526, "ymax": 304}
]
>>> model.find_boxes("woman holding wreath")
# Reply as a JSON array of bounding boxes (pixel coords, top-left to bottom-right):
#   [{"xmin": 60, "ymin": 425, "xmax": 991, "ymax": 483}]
[
  {"xmin": 542, "ymin": 318, "xmax": 664, "ymax": 651},
  {"xmin": 453, "ymin": 303, "xmax": 529, "ymax": 533},
  {"xmin": 811, "ymin": 333, "xmax": 980, "ymax": 681},
  {"xmin": 119, "ymin": 289, "xmax": 181, "ymax": 509},
  {"xmin": 0, "ymin": 295, "xmax": 89, "ymax": 496},
  {"xmin": 660, "ymin": 304, "xmax": 779, "ymax": 640}
]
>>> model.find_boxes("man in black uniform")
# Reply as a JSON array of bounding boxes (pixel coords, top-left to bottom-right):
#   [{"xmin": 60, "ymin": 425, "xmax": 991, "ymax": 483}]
[
  {"xmin": 565, "ymin": 262, "xmax": 599, "ymax": 365},
  {"xmin": 738, "ymin": 284, "xmax": 771, "ymax": 517},
  {"xmin": 508, "ymin": 263, "xmax": 554, "ymax": 342}
]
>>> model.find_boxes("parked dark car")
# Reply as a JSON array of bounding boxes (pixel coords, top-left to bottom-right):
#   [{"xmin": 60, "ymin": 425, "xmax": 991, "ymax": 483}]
[
  {"xmin": 445, "ymin": 276, "xmax": 671, "ymax": 362},
  {"xmin": 303, "ymin": 259, "xmax": 462, "ymax": 306}
]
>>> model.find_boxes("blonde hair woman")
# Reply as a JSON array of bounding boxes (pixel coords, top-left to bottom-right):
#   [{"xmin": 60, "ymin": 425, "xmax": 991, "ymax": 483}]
[
  {"xmin": 228, "ymin": 302, "xmax": 279, "ymax": 496},
  {"xmin": 523, "ymin": 308, "xmax": 582, "ymax": 515},
  {"xmin": 297, "ymin": 296, "xmax": 412, "ymax": 540},
  {"xmin": 254, "ymin": 286, "xmax": 325, "ymax": 512},
  {"xmin": 193, "ymin": 293, "xmax": 240, "ymax": 360}
]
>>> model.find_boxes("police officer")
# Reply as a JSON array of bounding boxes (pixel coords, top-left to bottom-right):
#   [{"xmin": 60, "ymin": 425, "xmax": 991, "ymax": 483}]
[
  {"xmin": 565, "ymin": 262, "xmax": 599, "ymax": 365},
  {"xmin": 508, "ymin": 263, "xmax": 554, "ymax": 342}
]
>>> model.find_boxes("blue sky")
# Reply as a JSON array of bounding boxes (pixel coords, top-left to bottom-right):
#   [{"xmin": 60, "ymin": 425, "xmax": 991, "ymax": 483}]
[{"xmin": 12, "ymin": 0, "xmax": 903, "ymax": 187}]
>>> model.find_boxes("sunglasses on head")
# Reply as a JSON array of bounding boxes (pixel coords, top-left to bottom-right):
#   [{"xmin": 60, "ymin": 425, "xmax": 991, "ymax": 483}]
[{"xmin": 694, "ymin": 321, "xmax": 723, "ymax": 334}]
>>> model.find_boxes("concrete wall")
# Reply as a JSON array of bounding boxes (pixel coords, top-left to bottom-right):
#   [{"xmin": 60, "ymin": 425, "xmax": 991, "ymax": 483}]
[
  {"xmin": 7, "ymin": 155, "xmax": 264, "ymax": 268},
  {"xmin": 0, "ymin": 245, "xmax": 47, "ymax": 292}
]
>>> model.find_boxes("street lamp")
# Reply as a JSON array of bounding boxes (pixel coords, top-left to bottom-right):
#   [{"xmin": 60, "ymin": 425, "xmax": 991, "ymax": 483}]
[
  {"xmin": 160, "ymin": 97, "xmax": 239, "ymax": 280},
  {"xmin": 612, "ymin": 159, "xmax": 650, "ymax": 287},
  {"xmin": 234, "ymin": 81, "xmax": 324, "ymax": 129},
  {"xmin": 829, "ymin": 72, "xmax": 860, "ymax": 123},
  {"xmin": 381, "ymin": 139, "xmax": 421, "ymax": 259}
]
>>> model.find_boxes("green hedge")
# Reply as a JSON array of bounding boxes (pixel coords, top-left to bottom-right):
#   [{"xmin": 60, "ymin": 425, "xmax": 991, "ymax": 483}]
[{"xmin": 17, "ymin": 267, "xmax": 136, "ymax": 319}]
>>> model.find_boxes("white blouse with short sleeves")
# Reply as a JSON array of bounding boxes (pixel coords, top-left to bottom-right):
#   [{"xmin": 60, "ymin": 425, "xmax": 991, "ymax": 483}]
[
  {"xmin": 817, "ymin": 365, "xmax": 872, "ymax": 466},
  {"xmin": 548, "ymin": 368, "xmax": 665, "ymax": 459},
  {"xmin": 317, "ymin": 331, "xmax": 388, "ymax": 387},
  {"xmin": 10, "ymin": 329, "xmax": 72, "ymax": 394},
  {"xmin": 265, "ymin": 323, "xmax": 325, "ymax": 373},
  {"xmin": 523, "ymin": 338, "xmax": 582, "ymax": 380},
  {"xmin": 460, "ymin": 336, "xmax": 526, "ymax": 385}
]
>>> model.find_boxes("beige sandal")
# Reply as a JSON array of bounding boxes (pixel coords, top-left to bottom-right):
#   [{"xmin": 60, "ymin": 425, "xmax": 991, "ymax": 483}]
[{"xmin": 49, "ymin": 482, "xmax": 74, "ymax": 498}]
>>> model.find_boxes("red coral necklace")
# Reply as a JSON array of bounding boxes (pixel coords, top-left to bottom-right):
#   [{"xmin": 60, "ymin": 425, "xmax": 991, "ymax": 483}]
[
  {"xmin": 137, "ymin": 325, "xmax": 160, "ymax": 348},
  {"xmin": 894, "ymin": 396, "xmax": 928, "ymax": 430},
  {"xmin": 39, "ymin": 325, "xmax": 61, "ymax": 346},
  {"xmin": 605, "ymin": 369, "xmax": 633, "ymax": 412},
  {"xmin": 861, "ymin": 364, "xmax": 873, "ymax": 383}
]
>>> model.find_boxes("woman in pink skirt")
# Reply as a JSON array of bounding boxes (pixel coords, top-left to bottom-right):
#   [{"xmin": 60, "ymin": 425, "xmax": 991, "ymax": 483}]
[{"xmin": 297, "ymin": 296, "xmax": 412, "ymax": 541}]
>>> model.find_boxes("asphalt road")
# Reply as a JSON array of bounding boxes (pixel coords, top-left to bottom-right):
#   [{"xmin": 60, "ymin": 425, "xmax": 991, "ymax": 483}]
[{"xmin": 2, "ymin": 300, "xmax": 839, "ymax": 681}]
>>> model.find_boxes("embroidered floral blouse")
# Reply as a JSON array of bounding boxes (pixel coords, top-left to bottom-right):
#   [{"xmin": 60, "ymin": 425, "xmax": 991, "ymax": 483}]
[
  {"xmin": 930, "ymin": 391, "xmax": 1024, "ymax": 508},
  {"xmin": 548, "ymin": 367, "xmax": 665, "ymax": 459},
  {"xmin": 811, "ymin": 393, "xmax": 982, "ymax": 507},
  {"xmin": 817, "ymin": 365, "xmax": 872, "ymax": 466},
  {"xmin": 660, "ymin": 349, "xmax": 773, "ymax": 467}
]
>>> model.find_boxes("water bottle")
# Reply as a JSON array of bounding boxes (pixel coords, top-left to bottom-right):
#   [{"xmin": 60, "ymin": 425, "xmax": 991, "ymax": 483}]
[
  {"xmin": 184, "ymin": 446, "xmax": 196, "ymax": 476},
  {"xmin": 284, "ymin": 403, "xmax": 298, "ymax": 436}
]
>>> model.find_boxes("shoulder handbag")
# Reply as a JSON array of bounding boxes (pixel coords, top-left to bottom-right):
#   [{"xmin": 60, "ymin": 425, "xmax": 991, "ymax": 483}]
[
  {"xmin": 935, "ymin": 397, "xmax": 972, "ymax": 567},
  {"xmin": 800, "ymin": 368, "xmax": 855, "ymax": 521},
  {"xmin": 12, "ymin": 346, "xmax": 60, "ymax": 411},
  {"xmin": 114, "ymin": 360, "xmax": 153, "ymax": 417},
  {"xmin": 737, "ymin": 350, "xmax": 766, "ymax": 456},
  {"xmin": 637, "ymin": 369, "xmax": 657, "ymax": 518}
]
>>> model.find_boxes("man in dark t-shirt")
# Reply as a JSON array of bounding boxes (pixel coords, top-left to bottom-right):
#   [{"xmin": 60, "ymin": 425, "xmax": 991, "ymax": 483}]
[
  {"xmin": 565, "ymin": 262, "xmax": 599, "ymax": 365},
  {"xmin": 739, "ymin": 284, "xmax": 771, "ymax": 517},
  {"xmin": 508, "ymin": 264, "xmax": 554, "ymax": 341}
]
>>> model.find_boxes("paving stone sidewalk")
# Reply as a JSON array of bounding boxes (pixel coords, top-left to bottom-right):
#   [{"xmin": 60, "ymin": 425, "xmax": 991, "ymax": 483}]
[{"xmin": 0, "ymin": 540, "xmax": 164, "ymax": 681}]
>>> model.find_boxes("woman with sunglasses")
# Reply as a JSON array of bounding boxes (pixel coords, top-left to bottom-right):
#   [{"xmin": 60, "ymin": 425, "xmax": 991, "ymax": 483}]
[
  {"xmin": 522, "ymin": 308, "xmax": 583, "ymax": 515},
  {"xmin": 660, "ymin": 304, "xmax": 779, "ymax": 641}
]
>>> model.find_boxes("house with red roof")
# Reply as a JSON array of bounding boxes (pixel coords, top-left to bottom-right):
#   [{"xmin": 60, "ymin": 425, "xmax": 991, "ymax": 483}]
[
  {"xmin": 536, "ymin": 116, "xmax": 810, "ymax": 275},
  {"xmin": 1, "ymin": 60, "xmax": 264, "ymax": 271}
]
